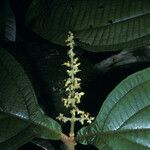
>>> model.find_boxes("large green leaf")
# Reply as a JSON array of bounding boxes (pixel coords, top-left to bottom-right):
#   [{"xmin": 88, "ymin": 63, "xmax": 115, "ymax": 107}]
[
  {"xmin": 0, "ymin": 48, "xmax": 61, "ymax": 150},
  {"xmin": 26, "ymin": 0, "xmax": 150, "ymax": 52},
  {"xmin": 77, "ymin": 67, "xmax": 150, "ymax": 150},
  {"xmin": 0, "ymin": 0, "xmax": 16, "ymax": 41}
]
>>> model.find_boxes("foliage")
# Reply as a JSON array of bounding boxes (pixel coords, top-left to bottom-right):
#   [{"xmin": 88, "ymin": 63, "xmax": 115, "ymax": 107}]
[
  {"xmin": 0, "ymin": 0, "xmax": 16, "ymax": 41},
  {"xmin": 0, "ymin": 47, "xmax": 61, "ymax": 149},
  {"xmin": 26, "ymin": 0, "xmax": 150, "ymax": 51},
  {"xmin": 0, "ymin": 0, "xmax": 150, "ymax": 150},
  {"xmin": 77, "ymin": 67, "xmax": 150, "ymax": 149}
]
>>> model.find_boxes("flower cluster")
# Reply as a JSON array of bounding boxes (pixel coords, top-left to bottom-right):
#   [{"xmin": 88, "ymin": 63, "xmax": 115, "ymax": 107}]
[{"xmin": 57, "ymin": 31, "xmax": 94, "ymax": 126}]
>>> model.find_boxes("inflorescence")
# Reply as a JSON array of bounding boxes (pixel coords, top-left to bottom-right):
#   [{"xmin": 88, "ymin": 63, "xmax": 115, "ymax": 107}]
[{"xmin": 57, "ymin": 32, "xmax": 94, "ymax": 127}]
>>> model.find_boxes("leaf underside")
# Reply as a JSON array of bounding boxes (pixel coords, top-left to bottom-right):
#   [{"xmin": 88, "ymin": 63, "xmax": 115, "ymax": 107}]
[{"xmin": 26, "ymin": 0, "xmax": 150, "ymax": 52}]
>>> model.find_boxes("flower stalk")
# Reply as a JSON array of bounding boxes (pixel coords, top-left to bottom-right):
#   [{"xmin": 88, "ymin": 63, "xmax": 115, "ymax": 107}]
[{"xmin": 57, "ymin": 32, "xmax": 94, "ymax": 150}]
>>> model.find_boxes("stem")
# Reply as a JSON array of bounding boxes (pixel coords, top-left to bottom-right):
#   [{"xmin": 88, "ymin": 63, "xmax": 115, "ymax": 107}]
[
  {"xmin": 67, "ymin": 136, "xmax": 75, "ymax": 150},
  {"xmin": 61, "ymin": 133, "xmax": 76, "ymax": 150},
  {"xmin": 68, "ymin": 109, "xmax": 75, "ymax": 150},
  {"xmin": 68, "ymin": 49, "xmax": 76, "ymax": 150},
  {"xmin": 70, "ymin": 113, "xmax": 75, "ymax": 137}
]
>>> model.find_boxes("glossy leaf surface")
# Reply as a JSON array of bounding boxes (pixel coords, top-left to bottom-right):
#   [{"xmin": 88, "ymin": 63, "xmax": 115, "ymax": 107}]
[
  {"xmin": 0, "ymin": 0, "xmax": 16, "ymax": 41},
  {"xmin": 0, "ymin": 48, "xmax": 61, "ymax": 150},
  {"xmin": 77, "ymin": 67, "xmax": 150, "ymax": 149}
]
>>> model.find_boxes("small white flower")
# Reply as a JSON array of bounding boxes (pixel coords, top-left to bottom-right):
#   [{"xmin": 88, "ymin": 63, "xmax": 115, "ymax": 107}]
[{"xmin": 57, "ymin": 31, "xmax": 94, "ymax": 126}]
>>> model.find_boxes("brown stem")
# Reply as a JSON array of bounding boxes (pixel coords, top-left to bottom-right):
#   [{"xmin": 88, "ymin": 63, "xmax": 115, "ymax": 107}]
[{"xmin": 61, "ymin": 133, "xmax": 76, "ymax": 150}]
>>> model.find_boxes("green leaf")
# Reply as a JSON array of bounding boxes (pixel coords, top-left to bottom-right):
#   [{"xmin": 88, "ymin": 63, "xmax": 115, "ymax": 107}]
[
  {"xmin": 0, "ymin": 0, "xmax": 6, "ymax": 40},
  {"xmin": 0, "ymin": 48, "xmax": 61, "ymax": 150},
  {"xmin": 0, "ymin": 0, "xmax": 16, "ymax": 41},
  {"xmin": 77, "ymin": 67, "xmax": 150, "ymax": 150},
  {"xmin": 26, "ymin": 0, "xmax": 150, "ymax": 52}
]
